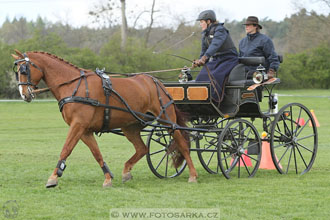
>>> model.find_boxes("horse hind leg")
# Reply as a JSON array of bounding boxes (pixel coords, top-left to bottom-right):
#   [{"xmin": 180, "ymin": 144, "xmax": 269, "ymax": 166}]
[
  {"xmin": 80, "ymin": 132, "xmax": 114, "ymax": 187},
  {"xmin": 171, "ymin": 129, "xmax": 198, "ymax": 183},
  {"xmin": 163, "ymin": 106, "xmax": 197, "ymax": 182},
  {"xmin": 121, "ymin": 124, "xmax": 148, "ymax": 183}
]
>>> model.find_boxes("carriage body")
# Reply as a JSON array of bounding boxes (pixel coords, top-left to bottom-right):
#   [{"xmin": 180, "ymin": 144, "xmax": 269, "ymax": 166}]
[{"xmin": 165, "ymin": 57, "xmax": 281, "ymax": 119}]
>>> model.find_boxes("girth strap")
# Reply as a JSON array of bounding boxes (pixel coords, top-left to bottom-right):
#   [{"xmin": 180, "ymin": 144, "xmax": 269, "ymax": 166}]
[{"xmin": 95, "ymin": 68, "xmax": 113, "ymax": 134}]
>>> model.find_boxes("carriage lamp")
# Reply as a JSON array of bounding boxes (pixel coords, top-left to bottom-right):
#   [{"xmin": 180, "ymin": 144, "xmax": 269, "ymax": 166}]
[
  {"xmin": 269, "ymin": 93, "xmax": 278, "ymax": 114},
  {"xmin": 252, "ymin": 65, "xmax": 267, "ymax": 84},
  {"xmin": 178, "ymin": 66, "xmax": 192, "ymax": 83}
]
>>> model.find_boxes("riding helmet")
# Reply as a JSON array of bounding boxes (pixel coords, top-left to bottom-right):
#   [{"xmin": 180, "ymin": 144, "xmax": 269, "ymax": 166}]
[{"xmin": 196, "ymin": 10, "xmax": 216, "ymax": 22}]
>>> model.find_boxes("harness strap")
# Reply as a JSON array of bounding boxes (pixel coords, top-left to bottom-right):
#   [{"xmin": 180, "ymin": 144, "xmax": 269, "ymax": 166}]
[
  {"xmin": 149, "ymin": 76, "xmax": 174, "ymax": 124},
  {"xmin": 58, "ymin": 72, "xmax": 179, "ymax": 134},
  {"xmin": 81, "ymin": 70, "xmax": 89, "ymax": 98},
  {"xmin": 95, "ymin": 68, "xmax": 113, "ymax": 134}
]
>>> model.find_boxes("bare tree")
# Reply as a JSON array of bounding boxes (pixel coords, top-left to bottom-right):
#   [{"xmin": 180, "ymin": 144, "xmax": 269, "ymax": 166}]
[
  {"xmin": 89, "ymin": 0, "xmax": 119, "ymax": 28},
  {"xmin": 89, "ymin": 0, "xmax": 161, "ymax": 49},
  {"xmin": 120, "ymin": 0, "xmax": 128, "ymax": 50},
  {"xmin": 145, "ymin": 0, "xmax": 157, "ymax": 47}
]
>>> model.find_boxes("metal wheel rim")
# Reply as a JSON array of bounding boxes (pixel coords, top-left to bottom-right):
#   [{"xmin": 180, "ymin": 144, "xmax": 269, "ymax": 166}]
[
  {"xmin": 146, "ymin": 127, "xmax": 186, "ymax": 178},
  {"xmin": 270, "ymin": 103, "xmax": 318, "ymax": 175},
  {"xmin": 217, "ymin": 119, "xmax": 262, "ymax": 179}
]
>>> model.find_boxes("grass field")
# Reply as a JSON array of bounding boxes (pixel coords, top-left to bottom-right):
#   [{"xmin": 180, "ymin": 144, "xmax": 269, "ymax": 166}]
[{"xmin": 1, "ymin": 89, "xmax": 330, "ymax": 219}]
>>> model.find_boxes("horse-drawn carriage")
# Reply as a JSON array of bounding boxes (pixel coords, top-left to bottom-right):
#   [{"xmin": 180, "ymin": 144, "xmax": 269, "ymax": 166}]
[
  {"xmin": 12, "ymin": 50, "xmax": 318, "ymax": 187},
  {"xmin": 146, "ymin": 56, "xmax": 318, "ymax": 179}
]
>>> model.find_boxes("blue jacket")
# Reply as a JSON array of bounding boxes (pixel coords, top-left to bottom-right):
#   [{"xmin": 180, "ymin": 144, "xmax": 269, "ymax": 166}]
[
  {"xmin": 200, "ymin": 23, "xmax": 238, "ymax": 58},
  {"xmin": 239, "ymin": 32, "xmax": 279, "ymax": 71}
]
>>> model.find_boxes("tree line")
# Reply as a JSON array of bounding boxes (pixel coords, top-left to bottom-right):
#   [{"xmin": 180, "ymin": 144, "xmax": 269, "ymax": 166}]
[{"xmin": 0, "ymin": 8, "xmax": 329, "ymax": 98}]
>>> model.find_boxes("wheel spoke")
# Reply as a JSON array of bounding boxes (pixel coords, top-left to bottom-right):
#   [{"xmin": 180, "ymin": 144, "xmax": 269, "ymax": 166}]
[
  {"xmin": 149, "ymin": 148, "xmax": 166, "ymax": 156},
  {"xmin": 296, "ymin": 142, "xmax": 314, "ymax": 153},
  {"xmin": 295, "ymin": 118, "xmax": 311, "ymax": 137},
  {"xmin": 242, "ymin": 127, "xmax": 252, "ymax": 145},
  {"xmin": 238, "ymin": 158, "xmax": 241, "ymax": 178},
  {"xmin": 273, "ymin": 141, "xmax": 290, "ymax": 149},
  {"xmin": 155, "ymin": 153, "xmax": 167, "ymax": 171},
  {"xmin": 296, "ymin": 133, "xmax": 315, "ymax": 142},
  {"xmin": 277, "ymin": 146, "xmax": 290, "ymax": 164},
  {"xmin": 222, "ymin": 140, "xmax": 235, "ymax": 150},
  {"xmin": 244, "ymin": 141, "xmax": 259, "ymax": 150},
  {"xmin": 165, "ymin": 154, "xmax": 169, "ymax": 177},
  {"xmin": 274, "ymin": 128, "xmax": 291, "ymax": 140},
  {"xmin": 241, "ymin": 157, "xmax": 252, "ymax": 176},
  {"xmin": 286, "ymin": 147, "xmax": 293, "ymax": 174},
  {"xmin": 295, "ymin": 145, "xmax": 309, "ymax": 169},
  {"xmin": 293, "ymin": 145, "xmax": 298, "ymax": 174},
  {"xmin": 221, "ymin": 152, "xmax": 236, "ymax": 162},
  {"xmin": 242, "ymin": 152, "xmax": 259, "ymax": 162},
  {"xmin": 229, "ymin": 128, "xmax": 239, "ymax": 147},
  {"xmin": 206, "ymin": 151, "xmax": 216, "ymax": 166},
  {"xmin": 290, "ymin": 106, "xmax": 294, "ymax": 138},
  {"xmin": 223, "ymin": 151, "xmax": 229, "ymax": 170},
  {"xmin": 293, "ymin": 107, "xmax": 303, "ymax": 136},
  {"xmin": 150, "ymin": 138, "xmax": 167, "ymax": 147}
]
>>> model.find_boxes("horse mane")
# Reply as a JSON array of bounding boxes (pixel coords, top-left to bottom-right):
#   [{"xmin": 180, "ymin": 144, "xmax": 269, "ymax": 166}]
[{"xmin": 28, "ymin": 51, "xmax": 84, "ymax": 71}]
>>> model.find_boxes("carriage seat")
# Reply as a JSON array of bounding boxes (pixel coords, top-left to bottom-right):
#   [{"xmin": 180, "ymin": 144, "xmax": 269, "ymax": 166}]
[
  {"xmin": 238, "ymin": 57, "xmax": 265, "ymax": 66},
  {"xmin": 226, "ymin": 57, "xmax": 266, "ymax": 87}
]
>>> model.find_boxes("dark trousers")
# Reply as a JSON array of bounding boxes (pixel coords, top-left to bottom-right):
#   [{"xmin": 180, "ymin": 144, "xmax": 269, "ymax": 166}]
[{"xmin": 196, "ymin": 55, "xmax": 238, "ymax": 101}]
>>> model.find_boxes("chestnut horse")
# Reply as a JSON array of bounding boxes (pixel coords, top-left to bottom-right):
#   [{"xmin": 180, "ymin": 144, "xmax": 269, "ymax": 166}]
[{"xmin": 11, "ymin": 50, "xmax": 197, "ymax": 188}]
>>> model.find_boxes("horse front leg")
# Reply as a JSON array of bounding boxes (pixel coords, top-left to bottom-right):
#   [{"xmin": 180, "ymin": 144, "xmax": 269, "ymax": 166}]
[
  {"xmin": 121, "ymin": 126, "xmax": 148, "ymax": 183},
  {"xmin": 46, "ymin": 122, "xmax": 86, "ymax": 188},
  {"xmin": 80, "ymin": 132, "xmax": 114, "ymax": 187}
]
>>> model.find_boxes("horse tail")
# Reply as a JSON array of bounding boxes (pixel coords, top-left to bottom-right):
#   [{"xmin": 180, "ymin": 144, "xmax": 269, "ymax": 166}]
[{"xmin": 169, "ymin": 106, "xmax": 190, "ymax": 169}]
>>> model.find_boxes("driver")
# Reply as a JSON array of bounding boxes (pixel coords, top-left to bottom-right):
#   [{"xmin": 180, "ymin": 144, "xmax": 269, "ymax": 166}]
[
  {"xmin": 193, "ymin": 10, "xmax": 238, "ymax": 102},
  {"xmin": 239, "ymin": 16, "xmax": 280, "ymax": 78}
]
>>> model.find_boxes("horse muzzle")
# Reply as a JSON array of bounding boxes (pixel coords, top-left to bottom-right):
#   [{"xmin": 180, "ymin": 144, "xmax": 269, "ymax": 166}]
[{"xmin": 19, "ymin": 85, "xmax": 35, "ymax": 102}]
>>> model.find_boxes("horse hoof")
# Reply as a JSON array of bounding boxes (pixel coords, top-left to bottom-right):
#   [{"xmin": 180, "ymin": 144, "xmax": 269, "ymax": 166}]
[
  {"xmin": 103, "ymin": 179, "xmax": 112, "ymax": 188},
  {"xmin": 122, "ymin": 172, "xmax": 133, "ymax": 183},
  {"xmin": 188, "ymin": 176, "xmax": 197, "ymax": 183},
  {"xmin": 46, "ymin": 178, "xmax": 58, "ymax": 188}
]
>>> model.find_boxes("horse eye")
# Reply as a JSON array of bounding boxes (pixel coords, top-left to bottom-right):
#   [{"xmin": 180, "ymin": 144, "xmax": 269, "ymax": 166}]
[{"xmin": 20, "ymin": 65, "xmax": 27, "ymax": 74}]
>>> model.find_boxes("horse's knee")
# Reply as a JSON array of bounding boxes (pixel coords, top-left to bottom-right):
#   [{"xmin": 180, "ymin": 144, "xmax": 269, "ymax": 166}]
[{"xmin": 141, "ymin": 146, "xmax": 148, "ymax": 155}]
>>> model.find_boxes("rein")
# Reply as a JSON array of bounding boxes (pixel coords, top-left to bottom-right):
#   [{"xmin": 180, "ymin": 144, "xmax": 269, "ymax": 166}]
[
  {"xmin": 33, "ymin": 67, "xmax": 186, "ymax": 95},
  {"xmin": 32, "ymin": 72, "xmax": 95, "ymax": 95},
  {"xmin": 102, "ymin": 67, "xmax": 185, "ymax": 78}
]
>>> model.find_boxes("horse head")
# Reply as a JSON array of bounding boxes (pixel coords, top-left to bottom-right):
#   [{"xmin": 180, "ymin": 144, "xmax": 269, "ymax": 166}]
[{"xmin": 11, "ymin": 49, "xmax": 44, "ymax": 102}]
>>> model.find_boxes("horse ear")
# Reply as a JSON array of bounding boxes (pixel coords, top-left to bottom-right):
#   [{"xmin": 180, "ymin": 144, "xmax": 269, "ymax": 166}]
[
  {"xmin": 14, "ymin": 49, "xmax": 24, "ymax": 58},
  {"xmin": 11, "ymin": 54, "xmax": 20, "ymax": 60}
]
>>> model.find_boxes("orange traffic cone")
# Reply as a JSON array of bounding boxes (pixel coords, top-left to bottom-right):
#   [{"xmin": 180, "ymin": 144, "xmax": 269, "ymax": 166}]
[
  {"xmin": 296, "ymin": 118, "xmax": 305, "ymax": 126},
  {"xmin": 259, "ymin": 132, "xmax": 281, "ymax": 170},
  {"xmin": 309, "ymin": 109, "xmax": 320, "ymax": 127}
]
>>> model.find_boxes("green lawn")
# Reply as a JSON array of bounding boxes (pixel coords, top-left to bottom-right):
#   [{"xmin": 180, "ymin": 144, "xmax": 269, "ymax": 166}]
[{"xmin": 1, "ymin": 89, "xmax": 330, "ymax": 219}]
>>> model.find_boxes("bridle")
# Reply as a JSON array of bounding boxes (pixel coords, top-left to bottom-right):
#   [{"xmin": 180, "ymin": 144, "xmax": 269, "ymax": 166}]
[{"xmin": 13, "ymin": 53, "xmax": 44, "ymax": 99}]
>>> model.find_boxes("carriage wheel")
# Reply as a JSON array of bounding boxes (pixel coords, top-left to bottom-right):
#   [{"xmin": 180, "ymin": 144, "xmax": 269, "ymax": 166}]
[
  {"xmin": 217, "ymin": 119, "xmax": 261, "ymax": 179},
  {"xmin": 146, "ymin": 127, "xmax": 186, "ymax": 178},
  {"xmin": 270, "ymin": 103, "xmax": 318, "ymax": 175},
  {"xmin": 196, "ymin": 118, "xmax": 230, "ymax": 174}
]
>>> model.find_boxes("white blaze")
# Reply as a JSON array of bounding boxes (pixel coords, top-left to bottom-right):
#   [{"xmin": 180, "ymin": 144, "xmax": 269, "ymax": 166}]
[{"xmin": 18, "ymin": 85, "xmax": 24, "ymax": 99}]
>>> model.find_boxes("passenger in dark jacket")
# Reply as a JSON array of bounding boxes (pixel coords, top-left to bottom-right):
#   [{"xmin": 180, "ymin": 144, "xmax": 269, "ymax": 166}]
[
  {"xmin": 239, "ymin": 16, "xmax": 279, "ymax": 78},
  {"xmin": 193, "ymin": 10, "xmax": 238, "ymax": 102}
]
